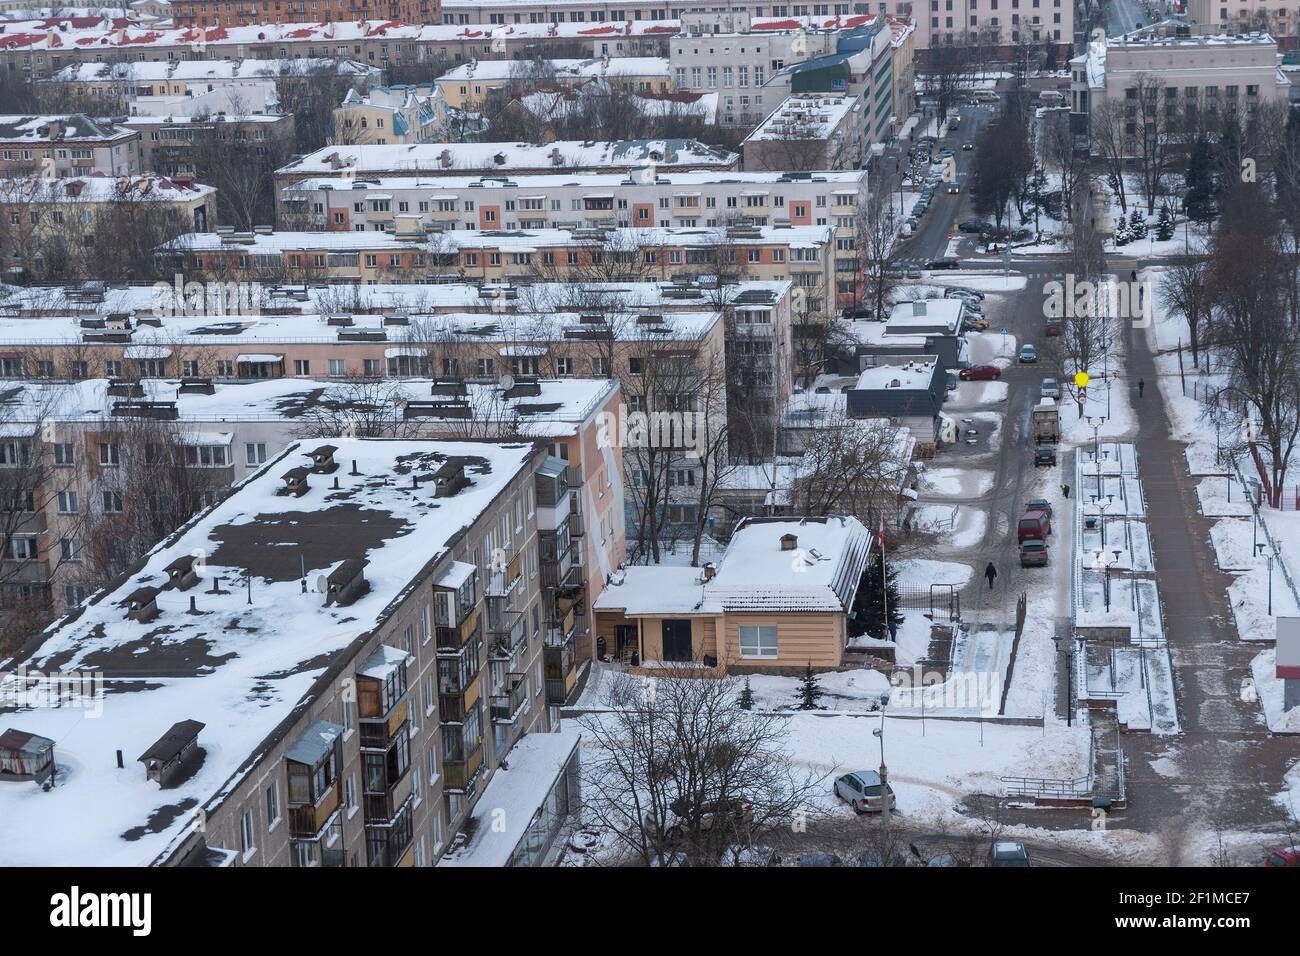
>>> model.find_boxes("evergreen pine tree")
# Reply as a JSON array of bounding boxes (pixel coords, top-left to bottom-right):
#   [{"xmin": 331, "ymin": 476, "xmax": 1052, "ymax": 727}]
[
  {"xmin": 1184, "ymin": 135, "xmax": 1216, "ymax": 224},
  {"xmin": 738, "ymin": 677, "xmax": 755, "ymax": 711},
  {"xmin": 794, "ymin": 663, "xmax": 824, "ymax": 711},
  {"xmin": 1113, "ymin": 216, "xmax": 1130, "ymax": 246},
  {"xmin": 1129, "ymin": 208, "xmax": 1147, "ymax": 239},
  {"xmin": 1156, "ymin": 205, "xmax": 1174, "ymax": 241},
  {"xmin": 851, "ymin": 558, "xmax": 905, "ymax": 638}
]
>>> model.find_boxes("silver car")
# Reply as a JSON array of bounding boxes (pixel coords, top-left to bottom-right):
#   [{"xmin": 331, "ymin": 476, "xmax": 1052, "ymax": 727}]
[
  {"xmin": 834, "ymin": 771, "xmax": 897, "ymax": 813},
  {"xmin": 1040, "ymin": 378, "xmax": 1060, "ymax": 400}
]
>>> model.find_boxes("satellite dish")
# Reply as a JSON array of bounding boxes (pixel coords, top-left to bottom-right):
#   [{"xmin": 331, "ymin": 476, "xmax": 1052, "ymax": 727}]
[
  {"xmin": 315, "ymin": 575, "xmax": 329, "ymax": 594},
  {"xmin": 498, "ymin": 373, "xmax": 515, "ymax": 391}
]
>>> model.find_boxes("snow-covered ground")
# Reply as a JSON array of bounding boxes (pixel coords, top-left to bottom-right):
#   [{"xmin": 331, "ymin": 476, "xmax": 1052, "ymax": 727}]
[{"xmin": 919, "ymin": 466, "xmax": 993, "ymax": 498}]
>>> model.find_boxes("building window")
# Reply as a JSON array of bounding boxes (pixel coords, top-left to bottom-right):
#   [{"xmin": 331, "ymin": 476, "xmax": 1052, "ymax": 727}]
[
  {"xmin": 239, "ymin": 809, "xmax": 256, "ymax": 858},
  {"xmin": 245, "ymin": 443, "xmax": 267, "ymax": 467},
  {"xmin": 739, "ymin": 625, "xmax": 778, "ymax": 659},
  {"xmin": 265, "ymin": 780, "xmax": 280, "ymax": 828}
]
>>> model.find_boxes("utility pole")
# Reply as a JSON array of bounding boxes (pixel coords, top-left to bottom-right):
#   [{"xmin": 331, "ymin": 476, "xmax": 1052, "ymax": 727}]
[{"xmin": 873, "ymin": 713, "xmax": 889, "ymax": 846}]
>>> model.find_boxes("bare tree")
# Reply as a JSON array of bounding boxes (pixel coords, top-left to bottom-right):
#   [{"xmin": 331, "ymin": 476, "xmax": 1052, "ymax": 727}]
[
  {"xmin": 579, "ymin": 667, "xmax": 829, "ymax": 867},
  {"xmin": 1158, "ymin": 247, "xmax": 1211, "ymax": 368}
]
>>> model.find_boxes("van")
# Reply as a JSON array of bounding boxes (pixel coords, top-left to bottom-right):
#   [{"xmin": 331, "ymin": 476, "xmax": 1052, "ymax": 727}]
[{"xmin": 1017, "ymin": 510, "xmax": 1051, "ymax": 543}]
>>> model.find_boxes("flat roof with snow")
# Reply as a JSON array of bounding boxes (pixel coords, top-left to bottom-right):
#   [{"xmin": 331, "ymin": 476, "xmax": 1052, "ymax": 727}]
[{"xmin": 0, "ymin": 437, "xmax": 538, "ymax": 866}]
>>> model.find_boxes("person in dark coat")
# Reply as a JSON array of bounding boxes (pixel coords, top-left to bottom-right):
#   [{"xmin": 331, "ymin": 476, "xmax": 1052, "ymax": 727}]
[
  {"xmin": 1138, "ymin": 378, "xmax": 1145, "ymax": 398},
  {"xmin": 984, "ymin": 561, "xmax": 998, "ymax": 589}
]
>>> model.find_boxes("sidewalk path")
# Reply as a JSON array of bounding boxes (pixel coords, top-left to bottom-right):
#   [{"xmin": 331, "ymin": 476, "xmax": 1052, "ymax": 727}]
[{"xmin": 1118, "ymin": 311, "xmax": 1298, "ymax": 836}]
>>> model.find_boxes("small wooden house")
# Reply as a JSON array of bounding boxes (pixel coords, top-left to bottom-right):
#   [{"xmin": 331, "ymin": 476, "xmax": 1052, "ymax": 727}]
[
  {"xmin": 0, "ymin": 728, "xmax": 55, "ymax": 783},
  {"xmin": 138, "ymin": 719, "xmax": 205, "ymax": 788}
]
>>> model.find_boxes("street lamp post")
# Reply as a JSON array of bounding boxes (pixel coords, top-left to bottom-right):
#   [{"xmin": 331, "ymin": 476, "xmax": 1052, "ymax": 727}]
[{"xmin": 873, "ymin": 713, "xmax": 889, "ymax": 843}]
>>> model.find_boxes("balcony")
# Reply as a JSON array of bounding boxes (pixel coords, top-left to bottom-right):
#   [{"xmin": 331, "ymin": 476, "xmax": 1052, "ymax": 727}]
[
  {"xmin": 485, "ymin": 549, "xmax": 522, "ymax": 598},
  {"xmin": 436, "ymin": 604, "xmax": 480, "ymax": 653},
  {"xmin": 489, "ymin": 611, "xmax": 526, "ymax": 660},
  {"xmin": 438, "ymin": 671, "xmax": 482, "ymax": 724},
  {"xmin": 359, "ymin": 698, "xmax": 409, "ymax": 751},
  {"xmin": 544, "ymin": 628, "xmax": 577, "ymax": 706},
  {"xmin": 287, "ymin": 784, "xmax": 341, "ymax": 839},
  {"xmin": 443, "ymin": 741, "xmax": 484, "ymax": 793},
  {"xmin": 290, "ymin": 821, "xmax": 345, "ymax": 867},
  {"xmin": 490, "ymin": 673, "xmax": 528, "ymax": 723}
]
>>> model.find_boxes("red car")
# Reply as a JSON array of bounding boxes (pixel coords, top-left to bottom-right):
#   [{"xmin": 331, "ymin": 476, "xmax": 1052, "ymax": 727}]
[
  {"xmin": 959, "ymin": 365, "xmax": 1002, "ymax": 381},
  {"xmin": 1264, "ymin": 846, "xmax": 1300, "ymax": 867}
]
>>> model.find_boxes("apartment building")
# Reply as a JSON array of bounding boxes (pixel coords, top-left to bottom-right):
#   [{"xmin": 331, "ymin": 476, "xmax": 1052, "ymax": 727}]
[
  {"xmin": 0, "ymin": 374, "xmax": 622, "ymax": 636},
  {"xmin": 124, "ymin": 113, "xmax": 296, "ymax": 178},
  {"xmin": 436, "ymin": 55, "xmax": 673, "ymax": 110},
  {"xmin": 593, "ymin": 514, "xmax": 871, "ymax": 669},
  {"xmin": 669, "ymin": 13, "xmax": 843, "ymax": 126},
  {"xmin": 0, "ymin": 114, "xmax": 142, "ymax": 178},
  {"xmin": 0, "ymin": 436, "xmax": 591, "ymax": 867},
  {"xmin": 274, "ymin": 140, "xmax": 738, "ymax": 192},
  {"xmin": 1185, "ymin": 0, "xmax": 1300, "ymax": 48},
  {"xmin": 0, "ymin": 19, "xmax": 680, "ymax": 81},
  {"xmin": 162, "ymin": 223, "xmax": 836, "ymax": 294},
  {"xmin": 0, "ymin": 175, "xmax": 216, "ymax": 273},
  {"xmin": 742, "ymin": 93, "xmax": 865, "ymax": 170},
  {"xmin": 279, "ymin": 168, "xmax": 866, "ymax": 240},
  {"xmin": 880, "ymin": 0, "xmax": 1074, "ymax": 58},
  {"xmin": 41, "ymin": 57, "xmax": 380, "ymax": 101},
  {"xmin": 171, "ymin": 0, "xmax": 438, "ymax": 28},
  {"xmin": 1069, "ymin": 24, "xmax": 1291, "ymax": 145},
  {"xmin": 334, "ymin": 85, "xmax": 451, "ymax": 146}
]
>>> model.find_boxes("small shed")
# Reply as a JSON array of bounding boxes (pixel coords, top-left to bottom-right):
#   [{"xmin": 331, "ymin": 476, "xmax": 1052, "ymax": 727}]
[
  {"xmin": 323, "ymin": 558, "xmax": 369, "ymax": 608},
  {"xmin": 137, "ymin": 719, "xmax": 205, "ymax": 788},
  {"xmin": 0, "ymin": 728, "xmax": 56, "ymax": 783},
  {"xmin": 306, "ymin": 445, "xmax": 339, "ymax": 474},
  {"xmin": 281, "ymin": 466, "xmax": 311, "ymax": 497},
  {"xmin": 164, "ymin": 554, "xmax": 201, "ymax": 591},
  {"xmin": 122, "ymin": 585, "xmax": 162, "ymax": 623}
]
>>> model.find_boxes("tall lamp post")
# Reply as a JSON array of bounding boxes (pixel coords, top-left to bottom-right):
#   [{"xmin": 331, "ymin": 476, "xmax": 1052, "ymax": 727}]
[{"xmin": 873, "ymin": 712, "xmax": 889, "ymax": 844}]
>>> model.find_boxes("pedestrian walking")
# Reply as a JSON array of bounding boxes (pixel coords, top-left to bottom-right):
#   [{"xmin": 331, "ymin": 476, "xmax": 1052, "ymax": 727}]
[
  {"xmin": 1061, "ymin": 483, "xmax": 1071, "ymax": 499},
  {"xmin": 1131, "ymin": 270, "xmax": 1137, "ymax": 283},
  {"xmin": 984, "ymin": 561, "xmax": 998, "ymax": 590},
  {"xmin": 1138, "ymin": 378, "xmax": 1145, "ymax": 398}
]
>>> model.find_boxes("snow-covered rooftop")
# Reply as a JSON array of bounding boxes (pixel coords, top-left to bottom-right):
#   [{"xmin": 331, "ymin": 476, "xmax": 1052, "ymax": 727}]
[
  {"xmin": 439, "ymin": 56, "xmax": 670, "ymax": 82},
  {"xmin": 437, "ymin": 729, "xmax": 581, "ymax": 868},
  {"xmin": 48, "ymin": 56, "xmax": 376, "ymax": 83},
  {"xmin": 0, "ymin": 376, "xmax": 617, "ymax": 435},
  {"xmin": 276, "ymin": 139, "xmax": 737, "ymax": 177},
  {"xmin": 743, "ymin": 93, "xmax": 857, "ymax": 144},
  {"xmin": 284, "ymin": 167, "xmax": 863, "ymax": 193},
  {"xmin": 595, "ymin": 515, "xmax": 871, "ymax": 615},
  {"xmin": 853, "ymin": 356, "xmax": 940, "ymax": 392},
  {"xmin": 0, "ymin": 437, "xmax": 538, "ymax": 867}
]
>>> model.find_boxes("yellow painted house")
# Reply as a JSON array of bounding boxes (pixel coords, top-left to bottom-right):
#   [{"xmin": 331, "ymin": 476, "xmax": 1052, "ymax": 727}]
[{"xmin": 594, "ymin": 515, "xmax": 872, "ymax": 672}]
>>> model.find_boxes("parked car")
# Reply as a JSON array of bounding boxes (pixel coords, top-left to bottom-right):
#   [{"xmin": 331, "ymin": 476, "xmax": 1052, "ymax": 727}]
[
  {"xmin": 1264, "ymin": 846, "xmax": 1300, "ymax": 867},
  {"xmin": 912, "ymin": 202, "xmax": 929, "ymax": 217},
  {"xmin": 665, "ymin": 797, "xmax": 753, "ymax": 841},
  {"xmin": 945, "ymin": 182, "xmax": 961, "ymax": 194},
  {"xmin": 959, "ymin": 299, "xmax": 984, "ymax": 315},
  {"xmin": 990, "ymin": 841, "xmax": 1032, "ymax": 867},
  {"xmin": 958, "ymin": 219, "xmax": 990, "ymax": 234},
  {"xmin": 833, "ymin": 771, "xmax": 897, "ymax": 813},
  {"xmin": 946, "ymin": 371, "xmax": 958, "ymax": 392},
  {"xmin": 946, "ymin": 285, "xmax": 986, "ymax": 300},
  {"xmin": 842, "ymin": 306, "xmax": 874, "ymax": 320},
  {"xmin": 1017, "ymin": 510, "xmax": 1052, "ymax": 543},
  {"xmin": 962, "ymin": 142, "xmax": 974, "ymax": 151},
  {"xmin": 1040, "ymin": 377, "xmax": 1060, "ymax": 400},
  {"xmin": 925, "ymin": 257, "xmax": 961, "ymax": 270},
  {"xmin": 798, "ymin": 852, "xmax": 844, "ymax": 867},
  {"xmin": 1018, "ymin": 344, "xmax": 1038, "ymax": 363},
  {"xmin": 963, "ymin": 317, "xmax": 990, "ymax": 332},
  {"xmin": 1019, "ymin": 539, "xmax": 1049, "ymax": 567},
  {"xmin": 1024, "ymin": 499, "xmax": 1054, "ymax": 521},
  {"xmin": 1034, "ymin": 444, "xmax": 1058, "ymax": 467},
  {"xmin": 959, "ymin": 364, "xmax": 1001, "ymax": 381},
  {"xmin": 1045, "ymin": 320, "xmax": 1063, "ymax": 337}
]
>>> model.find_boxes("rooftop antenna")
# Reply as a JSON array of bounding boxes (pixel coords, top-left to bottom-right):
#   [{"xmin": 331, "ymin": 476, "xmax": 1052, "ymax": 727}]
[
  {"xmin": 300, "ymin": 554, "xmax": 307, "ymax": 593},
  {"xmin": 246, "ymin": 574, "xmax": 253, "ymax": 606}
]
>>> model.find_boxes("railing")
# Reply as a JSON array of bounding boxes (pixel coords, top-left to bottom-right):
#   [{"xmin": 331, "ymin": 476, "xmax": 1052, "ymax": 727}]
[
  {"xmin": 490, "ymin": 673, "xmax": 527, "ymax": 723},
  {"xmin": 1000, "ymin": 773, "xmax": 1093, "ymax": 799},
  {"xmin": 1232, "ymin": 455, "xmax": 1300, "ymax": 614}
]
